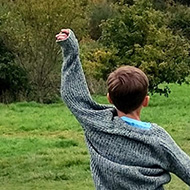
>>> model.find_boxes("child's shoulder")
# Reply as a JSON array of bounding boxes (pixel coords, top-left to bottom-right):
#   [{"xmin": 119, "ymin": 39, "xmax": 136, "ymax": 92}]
[
  {"xmin": 150, "ymin": 123, "xmax": 171, "ymax": 137},
  {"xmin": 150, "ymin": 122, "xmax": 177, "ymax": 147}
]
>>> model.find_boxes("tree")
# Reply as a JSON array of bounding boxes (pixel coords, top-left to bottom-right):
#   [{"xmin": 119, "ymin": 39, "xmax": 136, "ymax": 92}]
[
  {"xmin": 0, "ymin": 0, "xmax": 89, "ymax": 102},
  {"xmin": 99, "ymin": 0, "xmax": 190, "ymax": 95}
]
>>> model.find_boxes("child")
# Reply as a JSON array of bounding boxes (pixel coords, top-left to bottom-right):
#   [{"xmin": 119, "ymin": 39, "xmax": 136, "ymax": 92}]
[{"xmin": 56, "ymin": 29, "xmax": 190, "ymax": 190}]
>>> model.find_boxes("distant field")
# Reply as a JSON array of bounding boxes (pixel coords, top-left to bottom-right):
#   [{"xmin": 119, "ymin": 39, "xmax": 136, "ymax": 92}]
[{"xmin": 0, "ymin": 83, "xmax": 190, "ymax": 190}]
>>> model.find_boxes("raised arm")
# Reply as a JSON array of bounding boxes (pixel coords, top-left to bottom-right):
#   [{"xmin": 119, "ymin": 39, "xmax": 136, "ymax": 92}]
[{"xmin": 56, "ymin": 29, "xmax": 114, "ymax": 129}]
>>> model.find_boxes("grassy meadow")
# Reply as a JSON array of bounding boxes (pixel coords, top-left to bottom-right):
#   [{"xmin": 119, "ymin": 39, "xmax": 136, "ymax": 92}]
[{"xmin": 0, "ymin": 83, "xmax": 190, "ymax": 190}]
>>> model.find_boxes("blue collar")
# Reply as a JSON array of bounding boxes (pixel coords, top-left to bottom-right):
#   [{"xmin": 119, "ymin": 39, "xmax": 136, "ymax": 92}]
[{"xmin": 120, "ymin": 116, "xmax": 151, "ymax": 130}]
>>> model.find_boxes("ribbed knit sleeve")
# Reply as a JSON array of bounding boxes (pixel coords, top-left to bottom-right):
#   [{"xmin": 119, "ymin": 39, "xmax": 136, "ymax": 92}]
[
  {"xmin": 159, "ymin": 128, "xmax": 190, "ymax": 186},
  {"xmin": 57, "ymin": 30, "xmax": 114, "ymax": 130}
]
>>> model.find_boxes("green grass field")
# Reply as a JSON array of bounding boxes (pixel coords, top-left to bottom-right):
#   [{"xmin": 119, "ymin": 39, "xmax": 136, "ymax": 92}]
[{"xmin": 0, "ymin": 83, "xmax": 190, "ymax": 190}]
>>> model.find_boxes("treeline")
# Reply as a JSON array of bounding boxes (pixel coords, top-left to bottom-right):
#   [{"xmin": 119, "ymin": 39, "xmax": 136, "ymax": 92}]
[{"xmin": 0, "ymin": 0, "xmax": 190, "ymax": 103}]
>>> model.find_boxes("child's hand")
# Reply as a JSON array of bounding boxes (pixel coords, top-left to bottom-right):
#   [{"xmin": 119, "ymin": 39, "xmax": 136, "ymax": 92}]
[
  {"xmin": 56, "ymin": 29, "xmax": 70, "ymax": 42},
  {"xmin": 56, "ymin": 29, "xmax": 79, "ymax": 53}
]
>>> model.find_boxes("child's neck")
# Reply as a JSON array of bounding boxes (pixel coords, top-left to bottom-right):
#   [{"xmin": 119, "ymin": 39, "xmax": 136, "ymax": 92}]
[{"xmin": 117, "ymin": 109, "xmax": 141, "ymax": 121}]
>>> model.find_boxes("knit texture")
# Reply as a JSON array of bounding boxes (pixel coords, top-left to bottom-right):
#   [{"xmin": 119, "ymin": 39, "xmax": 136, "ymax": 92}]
[{"xmin": 58, "ymin": 30, "xmax": 190, "ymax": 190}]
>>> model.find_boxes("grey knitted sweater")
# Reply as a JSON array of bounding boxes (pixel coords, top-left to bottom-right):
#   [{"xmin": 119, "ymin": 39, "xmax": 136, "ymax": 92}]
[{"xmin": 58, "ymin": 30, "xmax": 190, "ymax": 190}]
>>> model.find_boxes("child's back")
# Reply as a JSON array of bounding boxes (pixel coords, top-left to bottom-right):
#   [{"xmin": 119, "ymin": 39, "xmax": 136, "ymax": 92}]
[{"xmin": 56, "ymin": 29, "xmax": 190, "ymax": 190}]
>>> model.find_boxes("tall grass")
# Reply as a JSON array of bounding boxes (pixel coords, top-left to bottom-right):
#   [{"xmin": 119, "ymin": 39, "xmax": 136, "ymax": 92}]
[{"xmin": 0, "ymin": 83, "xmax": 190, "ymax": 189}]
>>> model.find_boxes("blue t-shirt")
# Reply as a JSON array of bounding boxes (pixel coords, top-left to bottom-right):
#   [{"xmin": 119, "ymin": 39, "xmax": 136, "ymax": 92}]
[{"xmin": 121, "ymin": 116, "xmax": 151, "ymax": 130}]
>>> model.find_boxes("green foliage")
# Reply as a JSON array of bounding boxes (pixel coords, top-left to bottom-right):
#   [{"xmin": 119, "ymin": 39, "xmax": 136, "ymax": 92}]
[
  {"xmin": 80, "ymin": 40, "xmax": 108, "ymax": 94},
  {"xmin": 174, "ymin": 0, "xmax": 190, "ymax": 6},
  {"xmin": 100, "ymin": 0, "xmax": 190, "ymax": 95},
  {"xmin": 108, "ymin": 0, "xmax": 134, "ymax": 5},
  {"xmin": 168, "ymin": 4, "xmax": 190, "ymax": 39},
  {"xmin": 0, "ymin": 39, "xmax": 28, "ymax": 102},
  {"xmin": 0, "ymin": 0, "xmax": 89, "ymax": 103},
  {"xmin": 152, "ymin": 0, "xmax": 168, "ymax": 10},
  {"xmin": 81, "ymin": 43, "xmax": 120, "ymax": 80},
  {"xmin": 88, "ymin": 0, "xmax": 117, "ymax": 40},
  {"xmin": 1, "ymin": 0, "xmax": 190, "ymax": 99},
  {"xmin": 0, "ymin": 39, "xmax": 14, "ymax": 64}
]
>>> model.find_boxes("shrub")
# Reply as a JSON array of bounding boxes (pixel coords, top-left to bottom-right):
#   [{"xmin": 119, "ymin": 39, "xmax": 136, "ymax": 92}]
[{"xmin": 100, "ymin": 0, "xmax": 190, "ymax": 95}]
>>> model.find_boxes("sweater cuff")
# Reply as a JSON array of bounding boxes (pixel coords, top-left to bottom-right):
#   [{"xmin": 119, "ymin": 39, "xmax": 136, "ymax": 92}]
[{"xmin": 57, "ymin": 29, "xmax": 79, "ymax": 56}]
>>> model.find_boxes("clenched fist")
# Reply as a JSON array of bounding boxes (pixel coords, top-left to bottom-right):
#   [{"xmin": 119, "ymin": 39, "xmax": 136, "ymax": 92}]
[{"xmin": 56, "ymin": 29, "xmax": 70, "ymax": 42}]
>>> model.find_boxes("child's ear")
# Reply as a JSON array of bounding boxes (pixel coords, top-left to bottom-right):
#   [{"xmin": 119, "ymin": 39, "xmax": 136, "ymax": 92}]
[
  {"xmin": 142, "ymin": 95, "xmax": 150, "ymax": 107},
  {"xmin": 107, "ymin": 93, "xmax": 113, "ymax": 104}
]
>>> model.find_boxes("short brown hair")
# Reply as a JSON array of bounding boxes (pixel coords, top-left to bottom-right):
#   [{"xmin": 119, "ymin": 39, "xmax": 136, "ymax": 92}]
[{"xmin": 107, "ymin": 66, "xmax": 149, "ymax": 114}]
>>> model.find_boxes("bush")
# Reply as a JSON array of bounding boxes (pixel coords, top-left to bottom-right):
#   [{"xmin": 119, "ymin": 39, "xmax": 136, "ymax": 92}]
[
  {"xmin": 0, "ymin": 0, "xmax": 89, "ymax": 103},
  {"xmin": 0, "ymin": 39, "xmax": 29, "ymax": 103},
  {"xmin": 100, "ymin": 0, "xmax": 190, "ymax": 95},
  {"xmin": 168, "ymin": 4, "xmax": 190, "ymax": 39},
  {"xmin": 88, "ymin": 1, "xmax": 116, "ymax": 40}
]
